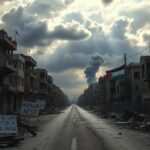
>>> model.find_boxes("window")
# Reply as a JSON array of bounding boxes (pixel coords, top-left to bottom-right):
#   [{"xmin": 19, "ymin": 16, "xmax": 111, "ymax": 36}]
[
  {"xmin": 9, "ymin": 76, "xmax": 13, "ymax": 85},
  {"xmin": 18, "ymin": 77, "xmax": 20, "ymax": 85},
  {"xmin": 40, "ymin": 72, "xmax": 45, "ymax": 78},
  {"xmin": 141, "ymin": 64, "xmax": 145, "ymax": 79},
  {"xmin": 22, "ymin": 78, "xmax": 24, "ymax": 86},
  {"xmin": 146, "ymin": 63, "xmax": 150, "ymax": 78},
  {"xmin": 40, "ymin": 83, "xmax": 46, "ymax": 89},
  {"xmin": 133, "ymin": 71, "xmax": 140, "ymax": 80},
  {"xmin": 135, "ymin": 85, "xmax": 138, "ymax": 91},
  {"xmin": 19, "ymin": 61, "xmax": 21, "ymax": 69},
  {"xmin": 116, "ymin": 86, "xmax": 119, "ymax": 94}
]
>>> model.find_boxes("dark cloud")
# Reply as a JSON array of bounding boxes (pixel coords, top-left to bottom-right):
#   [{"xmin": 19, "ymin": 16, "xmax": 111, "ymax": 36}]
[
  {"xmin": 39, "ymin": 15, "xmax": 138, "ymax": 74},
  {"xmin": 102, "ymin": 0, "xmax": 113, "ymax": 5},
  {"xmin": 2, "ymin": 7, "xmax": 35, "ymax": 30},
  {"xmin": 1, "ymin": 7, "xmax": 90, "ymax": 48},
  {"xmin": 111, "ymin": 17, "xmax": 129, "ymax": 39},
  {"xmin": 27, "ymin": 0, "xmax": 75, "ymax": 18},
  {"xmin": 39, "ymin": 31, "xmax": 111, "ymax": 73},
  {"xmin": 122, "ymin": 7, "xmax": 150, "ymax": 33},
  {"xmin": 0, "ymin": 0, "xmax": 13, "ymax": 4},
  {"xmin": 50, "ymin": 23, "xmax": 91, "ymax": 40},
  {"xmin": 143, "ymin": 34, "xmax": 150, "ymax": 44},
  {"xmin": 18, "ymin": 22, "xmax": 49, "ymax": 47},
  {"xmin": 52, "ymin": 71, "xmax": 84, "ymax": 89},
  {"xmin": 84, "ymin": 53, "xmax": 104, "ymax": 85},
  {"xmin": 43, "ymin": 52, "xmax": 89, "ymax": 73},
  {"xmin": 2, "ymin": 7, "xmax": 48, "ymax": 47}
]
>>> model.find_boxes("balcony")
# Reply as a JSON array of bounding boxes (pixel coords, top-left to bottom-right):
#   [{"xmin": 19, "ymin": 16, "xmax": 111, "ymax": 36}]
[
  {"xmin": 140, "ymin": 56, "xmax": 150, "ymax": 81},
  {"xmin": 0, "ymin": 55, "xmax": 16, "ymax": 75},
  {"xmin": 0, "ymin": 30, "xmax": 17, "ymax": 50},
  {"xmin": 40, "ymin": 78, "xmax": 48, "ymax": 84},
  {"xmin": 22, "ymin": 54, "xmax": 37, "ymax": 67},
  {"xmin": 2, "ymin": 84, "xmax": 17, "ymax": 93},
  {"xmin": 24, "ymin": 85, "xmax": 36, "ymax": 93},
  {"xmin": 25, "ymin": 69, "xmax": 37, "ymax": 79},
  {"xmin": 38, "ymin": 89, "xmax": 48, "ymax": 95}
]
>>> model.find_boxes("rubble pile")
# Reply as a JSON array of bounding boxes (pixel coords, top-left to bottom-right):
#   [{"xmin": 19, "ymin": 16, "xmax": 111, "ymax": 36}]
[
  {"xmin": 0, "ymin": 117, "xmax": 38, "ymax": 148},
  {"xmin": 0, "ymin": 134, "xmax": 24, "ymax": 147},
  {"xmin": 115, "ymin": 110, "xmax": 150, "ymax": 132}
]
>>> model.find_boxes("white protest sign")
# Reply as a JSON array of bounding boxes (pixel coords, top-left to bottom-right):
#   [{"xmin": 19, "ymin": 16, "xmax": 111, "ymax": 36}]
[
  {"xmin": 0, "ymin": 115, "xmax": 18, "ymax": 134},
  {"xmin": 21, "ymin": 102, "xmax": 40, "ymax": 117},
  {"xmin": 36, "ymin": 100, "xmax": 45, "ymax": 110}
]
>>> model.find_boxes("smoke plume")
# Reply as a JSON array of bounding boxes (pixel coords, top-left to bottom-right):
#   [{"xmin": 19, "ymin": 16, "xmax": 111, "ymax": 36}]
[{"xmin": 84, "ymin": 53, "xmax": 104, "ymax": 85}]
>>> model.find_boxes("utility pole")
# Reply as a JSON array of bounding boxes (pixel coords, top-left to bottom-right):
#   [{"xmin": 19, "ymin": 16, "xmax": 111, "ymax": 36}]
[
  {"xmin": 124, "ymin": 53, "xmax": 127, "ymax": 67},
  {"xmin": 124, "ymin": 53, "xmax": 127, "ymax": 112},
  {"xmin": 149, "ymin": 42, "xmax": 150, "ymax": 55}
]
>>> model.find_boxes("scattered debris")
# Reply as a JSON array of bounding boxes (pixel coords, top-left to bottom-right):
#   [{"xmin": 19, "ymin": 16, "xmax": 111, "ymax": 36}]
[
  {"xmin": 0, "ymin": 134, "xmax": 24, "ymax": 147},
  {"xmin": 122, "ymin": 110, "xmax": 145, "ymax": 122},
  {"xmin": 114, "ymin": 110, "xmax": 150, "ymax": 132},
  {"xmin": 140, "ymin": 122, "xmax": 150, "ymax": 131}
]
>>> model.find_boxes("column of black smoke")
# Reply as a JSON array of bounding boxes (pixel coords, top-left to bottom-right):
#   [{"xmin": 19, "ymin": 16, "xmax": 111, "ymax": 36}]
[{"xmin": 84, "ymin": 53, "xmax": 104, "ymax": 86}]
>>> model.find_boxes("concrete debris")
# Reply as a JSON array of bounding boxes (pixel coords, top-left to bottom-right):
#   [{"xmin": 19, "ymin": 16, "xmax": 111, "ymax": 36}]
[
  {"xmin": 114, "ymin": 110, "xmax": 150, "ymax": 132},
  {"xmin": 0, "ymin": 134, "xmax": 24, "ymax": 148},
  {"xmin": 122, "ymin": 110, "xmax": 145, "ymax": 122},
  {"xmin": 0, "ymin": 116, "xmax": 38, "ymax": 148}
]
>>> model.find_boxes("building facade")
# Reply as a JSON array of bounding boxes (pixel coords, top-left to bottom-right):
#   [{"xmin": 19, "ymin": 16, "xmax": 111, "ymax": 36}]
[
  {"xmin": 22, "ymin": 54, "xmax": 37, "ymax": 101},
  {"xmin": 34, "ymin": 69, "xmax": 48, "ymax": 100},
  {"xmin": 140, "ymin": 56, "xmax": 150, "ymax": 114},
  {"xmin": 0, "ymin": 30, "xmax": 17, "ymax": 113}
]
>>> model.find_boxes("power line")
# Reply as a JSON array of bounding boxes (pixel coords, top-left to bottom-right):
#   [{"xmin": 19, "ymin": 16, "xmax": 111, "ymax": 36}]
[
  {"xmin": 102, "ymin": 45, "xmax": 149, "ymax": 75},
  {"xmin": 126, "ymin": 47, "xmax": 149, "ymax": 60},
  {"xmin": 113, "ymin": 46, "xmax": 149, "ymax": 67}
]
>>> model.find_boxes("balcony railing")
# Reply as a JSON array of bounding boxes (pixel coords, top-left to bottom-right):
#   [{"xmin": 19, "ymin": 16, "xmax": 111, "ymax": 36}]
[
  {"xmin": 2, "ymin": 84, "xmax": 17, "ymax": 92},
  {"xmin": 25, "ymin": 69, "xmax": 37, "ymax": 79},
  {"xmin": 25, "ymin": 56, "xmax": 37, "ymax": 66},
  {"xmin": 0, "ymin": 30, "xmax": 17, "ymax": 50},
  {"xmin": 0, "ymin": 55, "xmax": 16, "ymax": 75}
]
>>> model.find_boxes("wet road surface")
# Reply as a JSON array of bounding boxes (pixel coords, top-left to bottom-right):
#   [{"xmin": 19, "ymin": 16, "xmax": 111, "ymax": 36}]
[{"xmin": 5, "ymin": 105, "xmax": 150, "ymax": 150}]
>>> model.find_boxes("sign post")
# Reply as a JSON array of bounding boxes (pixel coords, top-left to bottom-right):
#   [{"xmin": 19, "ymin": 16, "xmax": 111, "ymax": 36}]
[
  {"xmin": 0, "ymin": 115, "xmax": 18, "ymax": 134},
  {"xmin": 21, "ymin": 102, "xmax": 40, "ymax": 117}
]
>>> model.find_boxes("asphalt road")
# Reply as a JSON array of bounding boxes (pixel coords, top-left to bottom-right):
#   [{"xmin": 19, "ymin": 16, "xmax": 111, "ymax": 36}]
[{"xmin": 5, "ymin": 105, "xmax": 150, "ymax": 150}]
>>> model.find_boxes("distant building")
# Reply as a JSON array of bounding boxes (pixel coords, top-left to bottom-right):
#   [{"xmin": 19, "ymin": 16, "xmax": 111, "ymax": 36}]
[
  {"xmin": 126, "ymin": 63, "xmax": 142, "ymax": 112},
  {"xmin": 98, "ymin": 58, "xmax": 150, "ymax": 114},
  {"xmin": 140, "ymin": 56, "xmax": 150, "ymax": 114},
  {"xmin": 115, "ymin": 79, "xmax": 126, "ymax": 113},
  {"xmin": 1, "ymin": 54, "xmax": 25, "ymax": 113},
  {"xmin": 0, "ymin": 30, "xmax": 17, "ymax": 113},
  {"xmin": 0, "ymin": 30, "xmax": 68, "ymax": 113},
  {"xmin": 99, "ymin": 77, "xmax": 107, "ymax": 112},
  {"xmin": 22, "ymin": 54, "xmax": 37, "ymax": 101},
  {"xmin": 34, "ymin": 68, "xmax": 48, "ymax": 100},
  {"xmin": 91, "ymin": 83, "xmax": 99, "ymax": 105}
]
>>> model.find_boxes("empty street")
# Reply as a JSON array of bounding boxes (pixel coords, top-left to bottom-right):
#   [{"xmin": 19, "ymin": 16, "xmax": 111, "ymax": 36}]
[{"xmin": 4, "ymin": 105, "xmax": 150, "ymax": 150}]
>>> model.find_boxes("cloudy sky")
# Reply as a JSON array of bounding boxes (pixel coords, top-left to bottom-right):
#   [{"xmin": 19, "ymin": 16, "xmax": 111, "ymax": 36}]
[{"xmin": 0, "ymin": 0, "xmax": 150, "ymax": 99}]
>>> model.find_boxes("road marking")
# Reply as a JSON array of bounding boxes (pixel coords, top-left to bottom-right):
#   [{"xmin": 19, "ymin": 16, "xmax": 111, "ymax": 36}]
[{"xmin": 71, "ymin": 137, "xmax": 77, "ymax": 150}]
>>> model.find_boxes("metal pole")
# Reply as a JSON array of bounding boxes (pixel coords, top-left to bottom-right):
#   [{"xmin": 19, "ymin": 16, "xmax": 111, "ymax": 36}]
[{"xmin": 124, "ymin": 53, "xmax": 127, "ymax": 112}]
